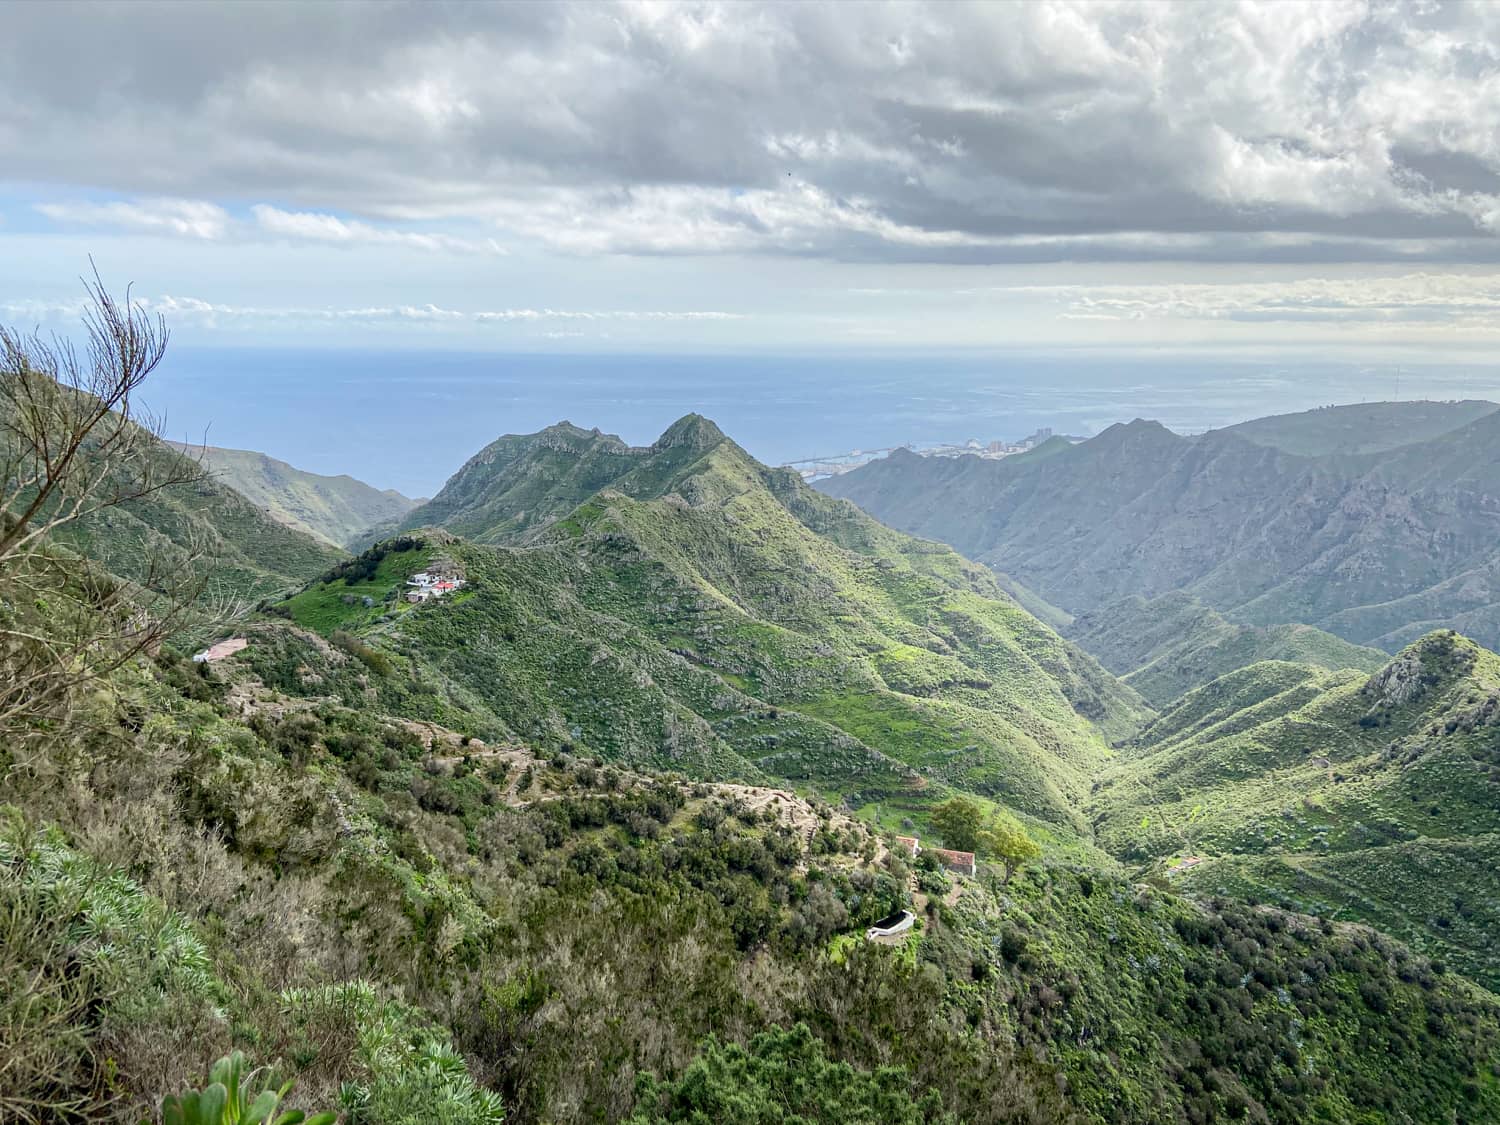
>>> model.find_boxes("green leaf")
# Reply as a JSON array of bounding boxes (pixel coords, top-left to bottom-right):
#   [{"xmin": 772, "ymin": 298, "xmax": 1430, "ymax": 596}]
[
  {"xmin": 246, "ymin": 1089, "xmax": 280, "ymax": 1122},
  {"xmin": 198, "ymin": 1083, "xmax": 228, "ymax": 1124}
]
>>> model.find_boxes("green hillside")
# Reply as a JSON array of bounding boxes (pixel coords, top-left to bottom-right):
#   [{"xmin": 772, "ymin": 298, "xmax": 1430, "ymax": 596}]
[
  {"xmin": 267, "ymin": 417, "xmax": 1150, "ymax": 834},
  {"xmin": 13, "ymin": 392, "xmax": 1500, "ymax": 1124},
  {"xmin": 8, "ymin": 590, "xmax": 1499, "ymax": 1123},
  {"xmin": 1090, "ymin": 632, "xmax": 1500, "ymax": 988},
  {"xmin": 373, "ymin": 420, "xmax": 648, "ymax": 545},
  {"xmin": 820, "ymin": 402, "xmax": 1500, "ymax": 652},
  {"xmin": 1223, "ymin": 399, "xmax": 1498, "ymax": 456},
  {"xmin": 1066, "ymin": 592, "xmax": 1386, "ymax": 706},
  {"xmin": 173, "ymin": 441, "xmax": 420, "ymax": 547},
  {"xmin": 58, "ymin": 435, "xmax": 345, "ymax": 605}
]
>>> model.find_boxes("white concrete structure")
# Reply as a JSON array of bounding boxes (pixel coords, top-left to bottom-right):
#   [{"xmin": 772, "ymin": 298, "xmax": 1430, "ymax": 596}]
[{"xmin": 865, "ymin": 909, "xmax": 916, "ymax": 939}]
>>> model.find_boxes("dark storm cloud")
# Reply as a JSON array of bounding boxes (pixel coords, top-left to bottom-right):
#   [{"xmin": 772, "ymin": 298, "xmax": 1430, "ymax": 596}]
[{"xmin": 5, "ymin": 1, "xmax": 1500, "ymax": 262}]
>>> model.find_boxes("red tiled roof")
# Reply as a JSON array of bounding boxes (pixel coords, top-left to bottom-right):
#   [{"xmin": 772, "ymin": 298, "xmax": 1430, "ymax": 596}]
[{"xmin": 928, "ymin": 847, "xmax": 976, "ymax": 870}]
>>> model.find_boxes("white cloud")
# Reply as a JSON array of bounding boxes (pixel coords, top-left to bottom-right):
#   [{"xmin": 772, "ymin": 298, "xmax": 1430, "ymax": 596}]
[
  {"xmin": 250, "ymin": 204, "xmax": 503, "ymax": 254},
  {"xmin": 33, "ymin": 196, "xmax": 503, "ymax": 255},
  {"xmin": 34, "ymin": 198, "xmax": 230, "ymax": 240},
  {"xmin": 0, "ymin": 294, "xmax": 744, "ymax": 329},
  {"xmin": 9, "ymin": 2, "xmax": 1500, "ymax": 263},
  {"xmin": 1031, "ymin": 273, "xmax": 1500, "ymax": 331}
]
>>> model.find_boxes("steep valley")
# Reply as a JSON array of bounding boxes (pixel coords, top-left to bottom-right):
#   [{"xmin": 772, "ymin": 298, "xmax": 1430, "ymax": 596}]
[{"xmin": 8, "ymin": 405, "xmax": 1500, "ymax": 1124}]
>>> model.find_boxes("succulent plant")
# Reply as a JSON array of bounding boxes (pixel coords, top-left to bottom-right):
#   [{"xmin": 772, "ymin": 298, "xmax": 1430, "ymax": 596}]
[{"xmin": 157, "ymin": 1051, "xmax": 335, "ymax": 1125}]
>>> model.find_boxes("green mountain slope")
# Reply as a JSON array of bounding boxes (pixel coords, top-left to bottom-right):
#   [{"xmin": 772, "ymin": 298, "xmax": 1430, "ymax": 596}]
[
  {"xmin": 819, "ymin": 402, "xmax": 1500, "ymax": 652},
  {"xmin": 1066, "ymin": 592, "xmax": 1386, "ymax": 706},
  {"xmin": 14, "ymin": 411, "xmax": 1500, "ymax": 1124},
  {"xmin": 172, "ymin": 441, "xmax": 420, "ymax": 547},
  {"xmin": 1090, "ymin": 632, "xmax": 1500, "ymax": 988},
  {"xmin": 375, "ymin": 420, "xmax": 648, "ymax": 545},
  {"xmin": 1223, "ymin": 399, "xmax": 1498, "ymax": 456},
  {"xmin": 10, "ymin": 602, "xmax": 1500, "ymax": 1124},
  {"xmin": 267, "ymin": 416, "xmax": 1150, "ymax": 834},
  {"xmin": 59, "ymin": 437, "xmax": 345, "ymax": 605}
]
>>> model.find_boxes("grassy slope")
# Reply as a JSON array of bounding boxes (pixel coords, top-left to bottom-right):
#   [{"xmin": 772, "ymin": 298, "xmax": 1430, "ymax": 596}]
[
  {"xmin": 270, "ymin": 419, "xmax": 1150, "ymax": 835},
  {"xmin": 1066, "ymin": 592, "xmax": 1386, "ymax": 707},
  {"xmin": 175, "ymin": 442, "xmax": 419, "ymax": 547},
  {"xmin": 57, "ymin": 437, "xmax": 344, "ymax": 606},
  {"xmin": 15, "ymin": 416, "xmax": 1500, "ymax": 1122},
  {"xmin": 10, "ymin": 633, "xmax": 1499, "ymax": 1124},
  {"xmin": 1090, "ymin": 632, "xmax": 1500, "ymax": 988}
]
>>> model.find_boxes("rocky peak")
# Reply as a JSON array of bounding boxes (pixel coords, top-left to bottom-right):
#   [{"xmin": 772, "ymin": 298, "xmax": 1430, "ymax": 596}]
[{"xmin": 651, "ymin": 413, "xmax": 727, "ymax": 453}]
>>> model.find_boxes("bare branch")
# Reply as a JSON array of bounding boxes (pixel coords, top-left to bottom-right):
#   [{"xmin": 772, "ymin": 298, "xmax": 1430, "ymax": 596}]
[{"xmin": 0, "ymin": 270, "xmax": 232, "ymax": 764}]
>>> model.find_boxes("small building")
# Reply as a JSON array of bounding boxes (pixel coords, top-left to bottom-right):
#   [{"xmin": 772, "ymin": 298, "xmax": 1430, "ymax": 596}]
[
  {"xmin": 408, "ymin": 572, "xmax": 435, "ymax": 587},
  {"xmin": 431, "ymin": 580, "xmax": 460, "ymax": 596},
  {"xmin": 928, "ymin": 847, "xmax": 976, "ymax": 877},
  {"xmin": 406, "ymin": 588, "xmax": 435, "ymax": 604},
  {"xmin": 192, "ymin": 637, "xmax": 248, "ymax": 663},
  {"xmin": 894, "ymin": 835, "xmax": 921, "ymax": 858}
]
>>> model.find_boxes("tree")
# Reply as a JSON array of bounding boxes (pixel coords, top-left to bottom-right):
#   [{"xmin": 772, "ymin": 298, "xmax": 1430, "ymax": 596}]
[
  {"xmin": 977, "ymin": 812, "xmax": 1041, "ymax": 885},
  {"xmin": 0, "ymin": 270, "xmax": 219, "ymax": 766},
  {"xmin": 930, "ymin": 796, "xmax": 984, "ymax": 852}
]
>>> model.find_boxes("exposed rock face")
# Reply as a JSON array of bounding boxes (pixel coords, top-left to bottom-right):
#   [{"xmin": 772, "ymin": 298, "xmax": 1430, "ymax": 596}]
[{"xmin": 1365, "ymin": 648, "xmax": 1428, "ymax": 706}]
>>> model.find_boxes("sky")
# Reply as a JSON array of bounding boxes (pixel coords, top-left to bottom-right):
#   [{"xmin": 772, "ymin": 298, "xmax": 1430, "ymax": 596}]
[{"xmin": 5, "ymin": 1, "xmax": 1500, "ymax": 359}]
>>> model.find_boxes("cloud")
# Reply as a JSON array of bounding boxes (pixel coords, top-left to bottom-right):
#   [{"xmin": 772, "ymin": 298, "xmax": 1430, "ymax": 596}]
[
  {"xmin": 250, "ymin": 204, "xmax": 503, "ymax": 254},
  {"xmin": 0, "ymin": 294, "xmax": 744, "ymax": 330},
  {"xmin": 5, "ymin": 3, "xmax": 1500, "ymax": 262},
  {"xmin": 1029, "ymin": 273, "xmax": 1500, "ymax": 331},
  {"xmin": 31, "ymin": 196, "xmax": 502, "ymax": 254},
  {"xmin": 34, "ymin": 198, "xmax": 230, "ymax": 239}
]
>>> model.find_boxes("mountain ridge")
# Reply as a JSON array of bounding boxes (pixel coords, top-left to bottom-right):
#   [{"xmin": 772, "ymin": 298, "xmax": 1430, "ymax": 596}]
[
  {"xmin": 1090, "ymin": 631, "xmax": 1500, "ymax": 988},
  {"xmin": 271, "ymin": 415, "xmax": 1151, "ymax": 834},
  {"xmin": 819, "ymin": 400, "xmax": 1500, "ymax": 652},
  {"xmin": 170, "ymin": 440, "xmax": 421, "ymax": 547}
]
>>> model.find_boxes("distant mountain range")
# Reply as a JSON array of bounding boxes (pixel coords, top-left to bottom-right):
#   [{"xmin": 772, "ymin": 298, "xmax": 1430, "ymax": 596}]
[
  {"xmin": 172, "ymin": 441, "xmax": 421, "ymax": 547},
  {"xmin": 62, "ymin": 435, "xmax": 345, "ymax": 606},
  {"xmin": 819, "ymin": 400, "xmax": 1500, "ymax": 653}
]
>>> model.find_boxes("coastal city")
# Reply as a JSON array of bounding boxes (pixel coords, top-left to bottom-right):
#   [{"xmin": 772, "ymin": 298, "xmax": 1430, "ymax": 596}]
[{"xmin": 782, "ymin": 427, "xmax": 1084, "ymax": 481}]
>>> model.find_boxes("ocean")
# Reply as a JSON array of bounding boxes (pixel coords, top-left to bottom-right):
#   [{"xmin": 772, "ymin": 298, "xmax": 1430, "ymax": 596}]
[{"xmin": 146, "ymin": 347, "xmax": 1500, "ymax": 496}]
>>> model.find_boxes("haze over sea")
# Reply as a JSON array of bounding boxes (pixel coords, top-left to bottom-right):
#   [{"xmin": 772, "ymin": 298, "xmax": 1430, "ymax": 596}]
[{"xmin": 150, "ymin": 347, "xmax": 1500, "ymax": 497}]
